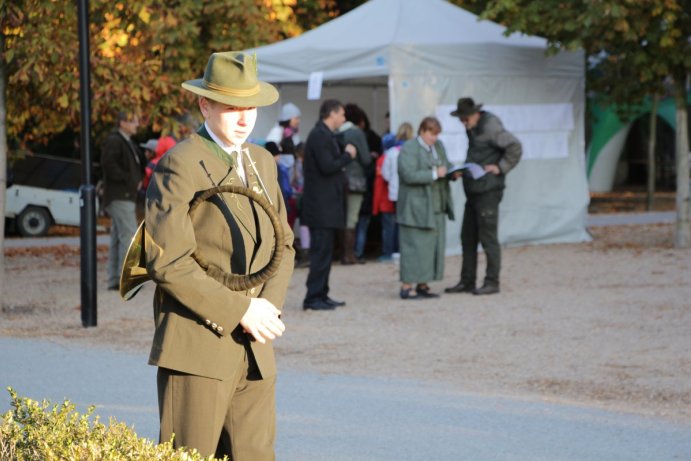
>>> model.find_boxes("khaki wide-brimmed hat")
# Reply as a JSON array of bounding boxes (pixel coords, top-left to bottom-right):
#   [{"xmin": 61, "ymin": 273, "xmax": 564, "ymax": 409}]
[{"xmin": 182, "ymin": 52, "xmax": 278, "ymax": 107}]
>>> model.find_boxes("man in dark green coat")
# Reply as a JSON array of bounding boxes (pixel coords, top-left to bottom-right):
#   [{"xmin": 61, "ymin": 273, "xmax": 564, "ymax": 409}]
[{"xmin": 445, "ymin": 98, "xmax": 522, "ymax": 295}]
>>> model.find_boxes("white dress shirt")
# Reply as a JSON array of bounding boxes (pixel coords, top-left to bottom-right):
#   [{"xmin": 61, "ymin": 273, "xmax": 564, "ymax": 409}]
[{"xmin": 205, "ymin": 122, "xmax": 247, "ymax": 185}]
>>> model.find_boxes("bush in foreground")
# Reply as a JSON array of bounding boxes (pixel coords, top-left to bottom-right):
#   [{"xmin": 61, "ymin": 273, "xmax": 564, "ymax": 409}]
[{"xmin": 0, "ymin": 388, "xmax": 223, "ymax": 460}]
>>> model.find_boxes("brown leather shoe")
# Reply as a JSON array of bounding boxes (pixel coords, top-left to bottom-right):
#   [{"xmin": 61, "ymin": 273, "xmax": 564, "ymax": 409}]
[
  {"xmin": 444, "ymin": 281, "xmax": 475, "ymax": 293},
  {"xmin": 473, "ymin": 284, "xmax": 500, "ymax": 295}
]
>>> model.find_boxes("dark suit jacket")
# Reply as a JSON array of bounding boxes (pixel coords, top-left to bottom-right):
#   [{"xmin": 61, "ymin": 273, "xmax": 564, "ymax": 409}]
[
  {"xmin": 301, "ymin": 121, "xmax": 353, "ymax": 229},
  {"xmin": 144, "ymin": 132, "xmax": 295, "ymax": 380},
  {"xmin": 101, "ymin": 130, "xmax": 144, "ymax": 205}
]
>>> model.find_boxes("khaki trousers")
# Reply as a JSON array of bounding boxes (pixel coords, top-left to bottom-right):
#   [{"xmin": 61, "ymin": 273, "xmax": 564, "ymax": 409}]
[{"xmin": 157, "ymin": 351, "xmax": 276, "ymax": 461}]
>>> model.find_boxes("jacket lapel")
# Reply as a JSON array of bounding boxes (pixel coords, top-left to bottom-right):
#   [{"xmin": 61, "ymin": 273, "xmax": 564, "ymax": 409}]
[
  {"xmin": 418, "ymin": 142, "xmax": 434, "ymax": 169},
  {"xmin": 240, "ymin": 146, "xmax": 268, "ymax": 269},
  {"xmin": 196, "ymin": 127, "xmax": 258, "ymax": 247}
]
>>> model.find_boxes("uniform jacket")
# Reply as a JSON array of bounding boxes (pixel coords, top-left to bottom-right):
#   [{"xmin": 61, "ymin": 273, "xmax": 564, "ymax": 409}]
[
  {"xmin": 145, "ymin": 129, "xmax": 295, "ymax": 381},
  {"xmin": 463, "ymin": 111, "xmax": 522, "ymax": 196},
  {"xmin": 301, "ymin": 121, "xmax": 353, "ymax": 228},
  {"xmin": 397, "ymin": 138, "xmax": 454, "ymax": 229},
  {"xmin": 101, "ymin": 130, "xmax": 144, "ymax": 205}
]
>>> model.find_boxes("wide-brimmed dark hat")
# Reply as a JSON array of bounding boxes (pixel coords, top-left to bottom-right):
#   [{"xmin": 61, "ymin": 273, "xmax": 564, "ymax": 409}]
[
  {"xmin": 450, "ymin": 97, "xmax": 483, "ymax": 117},
  {"xmin": 182, "ymin": 52, "xmax": 278, "ymax": 107}
]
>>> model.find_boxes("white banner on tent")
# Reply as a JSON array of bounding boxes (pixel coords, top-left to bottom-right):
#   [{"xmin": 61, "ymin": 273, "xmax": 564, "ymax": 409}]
[
  {"xmin": 307, "ymin": 71, "xmax": 324, "ymax": 100},
  {"xmin": 436, "ymin": 103, "xmax": 574, "ymax": 163}
]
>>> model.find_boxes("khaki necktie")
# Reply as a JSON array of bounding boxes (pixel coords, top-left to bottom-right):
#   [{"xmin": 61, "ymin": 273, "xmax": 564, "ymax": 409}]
[{"xmin": 231, "ymin": 150, "xmax": 247, "ymax": 185}]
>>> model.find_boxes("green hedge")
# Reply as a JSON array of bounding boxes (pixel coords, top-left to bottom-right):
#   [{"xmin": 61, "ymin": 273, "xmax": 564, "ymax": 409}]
[{"xmin": 0, "ymin": 388, "xmax": 224, "ymax": 461}]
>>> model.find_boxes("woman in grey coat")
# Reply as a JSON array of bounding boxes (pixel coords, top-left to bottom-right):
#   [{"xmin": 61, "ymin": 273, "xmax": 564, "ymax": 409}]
[{"xmin": 396, "ymin": 117, "xmax": 458, "ymax": 299}]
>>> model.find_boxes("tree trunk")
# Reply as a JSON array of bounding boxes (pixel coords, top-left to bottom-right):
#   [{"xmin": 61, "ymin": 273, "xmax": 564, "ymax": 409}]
[
  {"xmin": 674, "ymin": 79, "xmax": 690, "ymax": 248},
  {"xmin": 646, "ymin": 94, "xmax": 658, "ymax": 211},
  {"xmin": 0, "ymin": 42, "xmax": 7, "ymax": 300}
]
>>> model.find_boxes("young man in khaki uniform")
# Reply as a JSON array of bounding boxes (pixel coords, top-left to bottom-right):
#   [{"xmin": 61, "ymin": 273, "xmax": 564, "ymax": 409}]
[{"xmin": 145, "ymin": 51, "xmax": 295, "ymax": 460}]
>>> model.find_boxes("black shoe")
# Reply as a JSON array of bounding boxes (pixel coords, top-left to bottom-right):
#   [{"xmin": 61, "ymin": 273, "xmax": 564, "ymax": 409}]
[
  {"xmin": 473, "ymin": 284, "xmax": 500, "ymax": 295},
  {"xmin": 399, "ymin": 287, "xmax": 418, "ymax": 300},
  {"xmin": 444, "ymin": 281, "xmax": 475, "ymax": 294},
  {"xmin": 303, "ymin": 300, "xmax": 336, "ymax": 311},
  {"xmin": 324, "ymin": 296, "xmax": 346, "ymax": 307},
  {"xmin": 295, "ymin": 258, "xmax": 310, "ymax": 269},
  {"xmin": 416, "ymin": 285, "xmax": 440, "ymax": 299}
]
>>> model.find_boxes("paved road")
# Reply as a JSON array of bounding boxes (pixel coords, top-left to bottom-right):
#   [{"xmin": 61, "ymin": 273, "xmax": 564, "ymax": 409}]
[
  {"xmin": 3, "ymin": 234, "xmax": 111, "ymax": 248},
  {"xmin": 1, "ymin": 337, "xmax": 689, "ymax": 461}
]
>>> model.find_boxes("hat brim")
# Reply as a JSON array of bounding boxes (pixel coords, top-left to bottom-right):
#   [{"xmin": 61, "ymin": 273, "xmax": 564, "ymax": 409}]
[
  {"xmin": 450, "ymin": 104, "xmax": 483, "ymax": 117},
  {"xmin": 181, "ymin": 79, "xmax": 279, "ymax": 107}
]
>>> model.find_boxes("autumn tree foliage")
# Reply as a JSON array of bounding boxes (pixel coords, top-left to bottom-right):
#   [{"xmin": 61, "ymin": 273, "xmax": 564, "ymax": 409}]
[{"xmin": 2, "ymin": 0, "xmax": 336, "ymax": 152}]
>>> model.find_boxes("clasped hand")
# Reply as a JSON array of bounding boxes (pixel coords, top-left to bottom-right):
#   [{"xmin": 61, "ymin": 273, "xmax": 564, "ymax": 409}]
[
  {"xmin": 344, "ymin": 144, "xmax": 357, "ymax": 159},
  {"xmin": 240, "ymin": 298, "xmax": 285, "ymax": 344},
  {"xmin": 484, "ymin": 164, "xmax": 500, "ymax": 175}
]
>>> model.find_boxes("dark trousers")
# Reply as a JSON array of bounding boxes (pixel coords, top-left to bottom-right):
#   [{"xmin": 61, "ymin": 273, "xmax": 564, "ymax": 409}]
[
  {"xmin": 354, "ymin": 214, "xmax": 371, "ymax": 258},
  {"xmin": 380, "ymin": 212, "xmax": 397, "ymax": 257},
  {"xmin": 461, "ymin": 189, "xmax": 503, "ymax": 286},
  {"xmin": 304, "ymin": 227, "xmax": 335, "ymax": 303}
]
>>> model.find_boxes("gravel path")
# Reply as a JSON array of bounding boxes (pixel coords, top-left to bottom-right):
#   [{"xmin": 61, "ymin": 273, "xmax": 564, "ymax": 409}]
[{"xmin": 2, "ymin": 222, "xmax": 690, "ymax": 423}]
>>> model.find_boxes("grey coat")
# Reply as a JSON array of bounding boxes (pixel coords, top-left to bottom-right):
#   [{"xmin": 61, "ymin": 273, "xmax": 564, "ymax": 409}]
[
  {"xmin": 463, "ymin": 111, "xmax": 522, "ymax": 196},
  {"xmin": 338, "ymin": 122, "xmax": 371, "ymax": 193},
  {"xmin": 397, "ymin": 138, "xmax": 454, "ymax": 229}
]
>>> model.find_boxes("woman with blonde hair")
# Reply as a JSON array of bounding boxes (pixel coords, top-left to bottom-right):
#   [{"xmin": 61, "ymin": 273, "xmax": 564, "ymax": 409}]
[{"xmin": 376, "ymin": 122, "xmax": 414, "ymax": 262}]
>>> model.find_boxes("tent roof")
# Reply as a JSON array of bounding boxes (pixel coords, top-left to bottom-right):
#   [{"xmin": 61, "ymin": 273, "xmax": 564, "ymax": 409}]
[{"xmin": 249, "ymin": 0, "xmax": 547, "ymax": 82}]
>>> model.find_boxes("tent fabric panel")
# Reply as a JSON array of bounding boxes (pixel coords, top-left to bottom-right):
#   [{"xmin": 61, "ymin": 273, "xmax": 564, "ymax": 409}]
[
  {"xmin": 249, "ymin": 0, "xmax": 546, "ymax": 61},
  {"xmin": 389, "ymin": 72, "xmax": 588, "ymax": 248},
  {"xmin": 389, "ymin": 45, "xmax": 582, "ymax": 79},
  {"xmin": 255, "ymin": 46, "xmax": 391, "ymax": 83}
]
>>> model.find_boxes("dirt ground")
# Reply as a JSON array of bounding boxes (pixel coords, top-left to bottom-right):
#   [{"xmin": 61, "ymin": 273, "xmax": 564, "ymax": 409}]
[{"xmin": 2, "ymin": 221, "xmax": 690, "ymax": 424}]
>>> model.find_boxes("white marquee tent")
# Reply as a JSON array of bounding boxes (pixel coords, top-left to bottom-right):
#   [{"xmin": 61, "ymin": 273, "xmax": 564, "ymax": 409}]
[{"xmin": 247, "ymin": 0, "xmax": 591, "ymax": 249}]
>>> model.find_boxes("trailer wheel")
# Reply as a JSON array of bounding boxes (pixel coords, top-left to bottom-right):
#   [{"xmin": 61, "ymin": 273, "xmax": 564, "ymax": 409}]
[{"xmin": 16, "ymin": 206, "xmax": 52, "ymax": 237}]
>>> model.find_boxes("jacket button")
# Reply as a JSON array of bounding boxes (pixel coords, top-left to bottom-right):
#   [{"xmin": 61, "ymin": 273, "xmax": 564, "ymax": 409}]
[
  {"xmin": 205, "ymin": 319, "xmax": 211, "ymax": 326},
  {"xmin": 217, "ymin": 326, "xmax": 224, "ymax": 334},
  {"xmin": 250, "ymin": 288, "xmax": 256, "ymax": 294},
  {"xmin": 212, "ymin": 322, "xmax": 218, "ymax": 330}
]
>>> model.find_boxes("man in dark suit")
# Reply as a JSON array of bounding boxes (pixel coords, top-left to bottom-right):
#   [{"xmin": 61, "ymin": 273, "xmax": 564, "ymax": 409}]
[
  {"xmin": 145, "ymin": 51, "xmax": 295, "ymax": 460},
  {"xmin": 301, "ymin": 99, "xmax": 356, "ymax": 310},
  {"xmin": 101, "ymin": 111, "xmax": 143, "ymax": 290}
]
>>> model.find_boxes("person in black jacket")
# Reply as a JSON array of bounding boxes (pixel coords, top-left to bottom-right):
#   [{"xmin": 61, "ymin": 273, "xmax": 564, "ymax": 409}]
[
  {"xmin": 445, "ymin": 98, "xmax": 522, "ymax": 296},
  {"xmin": 101, "ymin": 111, "xmax": 144, "ymax": 290},
  {"xmin": 301, "ymin": 99, "xmax": 356, "ymax": 310}
]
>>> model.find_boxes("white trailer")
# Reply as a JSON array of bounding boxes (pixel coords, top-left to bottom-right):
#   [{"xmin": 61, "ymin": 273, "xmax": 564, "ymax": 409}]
[{"xmin": 4, "ymin": 185, "xmax": 81, "ymax": 237}]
